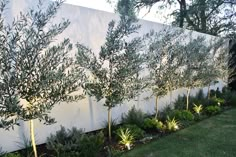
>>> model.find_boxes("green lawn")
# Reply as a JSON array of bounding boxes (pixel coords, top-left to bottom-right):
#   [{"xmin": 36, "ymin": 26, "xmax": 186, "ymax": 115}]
[{"xmin": 122, "ymin": 108, "xmax": 236, "ymax": 157}]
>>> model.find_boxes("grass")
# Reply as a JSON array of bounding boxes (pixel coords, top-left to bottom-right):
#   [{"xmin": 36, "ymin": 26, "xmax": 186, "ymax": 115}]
[{"xmin": 122, "ymin": 108, "xmax": 236, "ymax": 157}]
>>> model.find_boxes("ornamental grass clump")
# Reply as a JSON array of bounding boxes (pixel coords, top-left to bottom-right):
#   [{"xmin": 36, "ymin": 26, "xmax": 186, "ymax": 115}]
[
  {"xmin": 166, "ymin": 117, "xmax": 180, "ymax": 132},
  {"xmin": 116, "ymin": 128, "xmax": 134, "ymax": 150},
  {"xmin": 193, "ymin": 104, "xmax": 203, "ymax": 115}
]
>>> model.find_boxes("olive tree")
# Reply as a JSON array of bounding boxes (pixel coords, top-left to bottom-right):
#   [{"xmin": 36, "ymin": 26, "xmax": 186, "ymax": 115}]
[
  {"xmin": 201, "ymin": 39, "xmax": 228, "ymax": 99},
  {"xmin": 0, "ymin": 1, "xmax": 84, "ymax": 156},
  {"xmin": 145, "ymin": 28, "xmax": 185, "ymax": 118},
  {"xmin": 178, "ymin": 35, "xmax": 211, "ymax": 110},
  {"xmin": 76, "ymin": 0, "xmax": 144, "ymax": 141}
]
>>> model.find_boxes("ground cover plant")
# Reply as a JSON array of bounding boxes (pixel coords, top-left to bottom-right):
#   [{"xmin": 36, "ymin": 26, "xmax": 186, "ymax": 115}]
[{"xmin": 122, "ymin": 108, "xmax": 236, "ymax": 157}]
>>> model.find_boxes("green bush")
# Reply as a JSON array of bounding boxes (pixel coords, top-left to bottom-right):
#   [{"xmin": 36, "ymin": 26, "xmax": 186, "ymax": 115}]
[
  {"xmin": 174, "ymin": 90, "xmax": 207, "ymax": 111},
  {"xmin": 158, "ymin": 104, "xmax": 173, "ymax": 121},
  {"xmin": 229, "ymin": 91, "xmax": 236, "ymax": 107},
  {"xmin": 223, "ymin": 90, "xmax": 236, "ymax": 107},
  {"xmin": 143, "ymin": 118, "xmax": 165, "ymax": 131},
  {"xmin": 78, "ymin": 131, "xmax": 104, "ymax": 157},
  {"xmin": 16, "ymin": 133, "xmax": 33, "ymax": 157},
  {"xmin": 116, "ymin": 124, "xmax": 144, "ymax": 140},
  {"xmin": 106, "ymin": 146, "xmax": 123, "ymax": 157},
  {"xmin": 205, "ymin": 106, "xmax": 221, "ymax": 116},
  {"xmin": 173, "ymin": 95, "xmax": 186, "ymax": 110},
  {"xmin": 169, "ymin": 110, "xmax": 194, "ymax": 121},
  {"xmin": 195, "ymin": 89, "xmax": 205, "ymax": 100},
  {"xmin": 221, "ymin": 86, "xmax": 228, "ymax": 95},
  {"xmin": 1, "ymin": 153, "xmax": 21, "ymax": 157},
  {"xmin": 209, "ymin": 89, "xmax": 216, "ymax": 98},
  {"xmin": 121, "ymin": 106, "xmax": 145, "ymax": 128},
  {"xmin": 210, "ymin": 97, "xmax": 225, "ymax": 106},
  {"xmin": 46, "ymin": 126, "xmax": 104, "ymax": 157},
  {"xmin": 209, "ymin": 87, "xmax": 224, "ymax": 99}
]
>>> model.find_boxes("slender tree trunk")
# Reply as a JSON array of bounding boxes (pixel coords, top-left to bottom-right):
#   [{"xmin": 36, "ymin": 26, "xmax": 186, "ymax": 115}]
[
  {"xmin": 178, "ymin": 0, "xmax": 185, "ymax": 28},
  {"xmin": 169, "ymin": 91, "xmax": 173, "ymax": 104},
  {"xmin": 168, "ymin": 85, "xmax": 172, "ymax": 104},
  {"xmin": 207, "ymin": 83, "xmax": 211, "ymax": 100},
  {"xmin": 155, "ymin": 96, "xmax": 158, "ymax": 119},
  {"xmin": 186, "ymin": 88, "xmax": 191, "ymax": 110},
  {"xmin": 108, "ymin": 107, "xmax": 112, "ymax": 142},
  {"xmin": 30, "ymin": 119, "xmax": 38, "ymax": 157},
  {"xmin": 200, "ymin": 0, "xmax": 207, "ymax": 33}
]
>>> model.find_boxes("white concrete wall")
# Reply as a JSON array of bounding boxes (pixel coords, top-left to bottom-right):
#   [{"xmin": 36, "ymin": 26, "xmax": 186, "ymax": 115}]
[{"xmin": 0, "ymin": 0, "xmax": 224, "ymax": 152}]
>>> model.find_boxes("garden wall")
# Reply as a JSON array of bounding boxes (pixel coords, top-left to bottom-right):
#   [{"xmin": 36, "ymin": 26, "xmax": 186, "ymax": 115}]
[{"xmin": 0, "ymin": 0, "xmax": 224, "ymax": 153}]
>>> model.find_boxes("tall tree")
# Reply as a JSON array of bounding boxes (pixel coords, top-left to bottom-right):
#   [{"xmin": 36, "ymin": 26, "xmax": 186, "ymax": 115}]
[
  {"xmin": 200, "ymin": 39, "xmax": 226, "ymax": 98},
  {"xmin": 178, "ymin": 34, "xmax": 212, "ymax": 110},
  {"xmin": 0, "ymin": 1, "xmax": 84, "ymax": 156},
  {"xmin": 76, "ymin": 0, "xmax": 144, "ymax": 141},
  {"xmin": 131, "ymin": 0, "xmax": 236, "ymax": 37},
  {"xmin": 145, "ymin": 28, "xmax": 185, "ymax": 117},
  {"xmin": 228, "ymin": 40, "xmax": 236, "ymax": 90}
]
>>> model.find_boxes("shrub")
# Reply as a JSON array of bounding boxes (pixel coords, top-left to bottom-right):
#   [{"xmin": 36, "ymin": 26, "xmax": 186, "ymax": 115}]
[
  {"xmin": 158, "ymin": 104, "xmax": 173, "ymax": 121},
  {"xmin": 106, "ymin": 146, "xmax": 123, "ymax": 157},
  {"xmin": 47, "ymin": 126, "xmax": 82, "ymax": 157},
  {"xmin": 116, "ymin": 124, "xmax": 144, "ymax": 140},
  {"xmin": 16, "ymin": 133, "xmax": 33, "ymax": 157},
  {"xmin": 116, "ymin": 128, "xmax": 134, "ymax": 150},
  {"xmin": 209, "ymin": 89, "xmax": 216, "ymax": 98},
  {"xmin": 166, "ymin": 117, "xmax": 179, "ymax": 132},
  {"xmin": 78, "ymin": 131, "xmax": 104, "ymax": 157},
  {"xmin": 169, "ymin": 110, "xmax": 194, "ymax": 121},
  {"xmin": 210, "ymin": 97, "xmax": 225, "ymax": 106},
  {"xmin": 221, "ymin": 86, "xmax": 228, "ymax": 95},
  {"xmin": 121, "ymin": 106, "xmax": 145, "ymax": 128},
  {"xmin": 46, "ymin": 126, "xmax": 104, "ymax": 157},
  {"xmin": 173, "ymin": 95, "xmax": 186, "ymax": 110},
  {"xmin": 174, "ymin": 90, "xmax": 207, "ymax": 111},
  {"xmin": 143, "ymin": 118, "xmax": 165, "ymax": 131},
  {"xmin": 215, "ymin": 87, "xmax": 222, "ymax": 98},
  {"xmin": 223, "ymin": 90, "xmax": 236, "ymax": 107},
  {"xmin": 205, "ymin": 106, "xmax": 221, "ymax": 116},
  {"xmin": 195, "ymin": 89, "xmax": 205, "ymax": 100},
  {"xmin": 1, "ymin": 153, "xmax": 21, "ymax": 157},
  {"xmin": 229, "ymin": 91, "xmax": 236, "ymax": 107}
]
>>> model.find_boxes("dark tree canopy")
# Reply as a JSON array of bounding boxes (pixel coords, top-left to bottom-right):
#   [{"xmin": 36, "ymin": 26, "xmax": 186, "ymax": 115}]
[
  {"xmin": 229, "ymin": 40, "xmax": 236, "ymax": 90},
  {"xmin": 129, "ymin": 0, "xmax": 236, "ymax": 38}
]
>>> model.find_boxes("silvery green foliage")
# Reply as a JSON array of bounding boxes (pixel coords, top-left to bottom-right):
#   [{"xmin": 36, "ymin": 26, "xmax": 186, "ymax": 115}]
[
  {"xmin": 46, "ymin": 126, "xmax": 104, "ymax": 157},
  {"xmin": 201, "ymin": 38, "xmax": 228, "ymax": 86},
  {"xmin": 144, "ymin": 28, "xmax": 186, "ymax": 97},
  {"xmin": 178, "ymin": 33, "xmax": 212, "ymax": 89},
  {"xmin": 76, "ymin": 0, "xmax": 144, "ymax": 109},
  {"xmin": 214, "ymin": 39, "xmax": 233, "ymax": 84},
  {"xmin": 0, "ymin": 0, "xmax": 85, "ymax": 129}
]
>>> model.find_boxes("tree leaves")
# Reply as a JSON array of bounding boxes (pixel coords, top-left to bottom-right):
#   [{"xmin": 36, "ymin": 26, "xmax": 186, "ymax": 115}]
[
  {"xmin": 76, "ymin": 0, "xmax": 144, "ymax": 108},
  {"xmin": 0, "ymin": 0, "xmax": 85, "ymax": 129}
]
